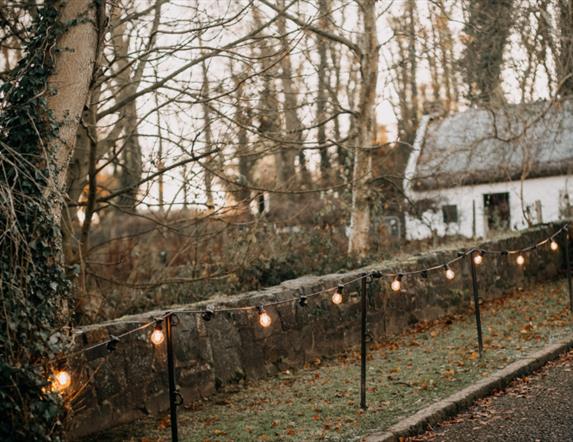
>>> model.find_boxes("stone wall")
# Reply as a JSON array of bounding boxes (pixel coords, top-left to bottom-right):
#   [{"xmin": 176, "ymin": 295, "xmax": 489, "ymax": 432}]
[{"xmin": 67, "ymin": 224, "xmax": 568, "ymax": 438}]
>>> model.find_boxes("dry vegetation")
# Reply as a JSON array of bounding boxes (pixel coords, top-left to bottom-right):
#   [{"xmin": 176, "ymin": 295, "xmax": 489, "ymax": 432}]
[{"xmin": 2, "ymin": 1, "xmax": 573, "ymax": 439}]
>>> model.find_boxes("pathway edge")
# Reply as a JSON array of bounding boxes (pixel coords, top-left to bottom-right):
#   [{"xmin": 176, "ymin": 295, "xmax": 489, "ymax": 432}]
[{"xmin": 360, "ymin": 336, "xmax": 573, "ymax": 442}]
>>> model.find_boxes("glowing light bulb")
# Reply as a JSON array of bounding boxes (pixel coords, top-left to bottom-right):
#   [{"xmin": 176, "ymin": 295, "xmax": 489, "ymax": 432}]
[
  {"xmin": 332, "ymin": 284, "xmax": 344, "ymax": 305},
  {"xmin": 52, "ymin": 370, "xmax": 71, "ymax": 392},
  {"xmin": 150, "ymin": 328, "xmax": 165, "ymax": 346},
  {"xmin": 473, "ymin": 254, "xmax": 483, "ymax": 265},
  {"xmin": 445, "ymin": 267, "xmax": 455, "ymax": 280},
  {"xmin": 256, "ymin": 304, "xmax": 272, "ymax": 327},
  {"xmin": 516, "ymin": 255, "xmax": 525, "ymax": 266},
  {"xmin": 391, "ymin": 278, "xmax": 401, "ymax": 292},
  {"xmin": 550, "ymin": 241, "xmax": 559, "ymax": 251},
  {"xmin": 331, "ymin": 292, "xmax": 343, "ymax": 305},
  {"xmin": 259, "ymin": 311, "xmax": 272, "ymax": 328}
]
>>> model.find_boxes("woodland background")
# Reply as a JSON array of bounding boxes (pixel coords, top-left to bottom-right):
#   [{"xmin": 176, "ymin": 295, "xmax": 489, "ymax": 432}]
[
  {"xmin": 2, "ymin": 1, "xmax": 573, "ymax": 439},
  {"xmin": 1, "ymin": 0, "xmax": 570, "ymax": 323}
]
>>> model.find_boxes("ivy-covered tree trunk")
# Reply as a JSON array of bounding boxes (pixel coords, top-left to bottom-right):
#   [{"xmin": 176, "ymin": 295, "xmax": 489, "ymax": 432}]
[
  {"xmin": 557, "ymin": 0, "xmax": 573, "ymax": 96},
  {"xmin": 0, "ymin": 1, "xmax": 101, "ymax": 440},
  {"xmin": 460, "ymin": 0, "xmax": 513, "ymax": 105}
]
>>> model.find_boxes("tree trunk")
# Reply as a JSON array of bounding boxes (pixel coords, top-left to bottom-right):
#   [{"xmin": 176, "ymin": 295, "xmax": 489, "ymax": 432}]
[
  {"xmin": 201, "ymin": 55, "xmax": 215, "ymax": 209},
  {"xmin": 557, "ymin": 0, "xmax": 573, "ymax": 95},
  {"xmin": 0, "ymin": 1, "xmax": 102, "ymax": 438},
  {"xmin": 182, "ymin": 163, "xmax": 189, "ymax": 209},
  {"xmin": 348, "ymin": 0, "xmax": 378, "ymax": 257},
  {"xmin": 116, "ymin": 90, "xmax": 143, "ymax": 210},
  {"xmin": 155, "ymin": 72, "xmax": 165, "ymax": 210},
  {"xmin": 461, "ymin": 0, "xmax": 513, "ymax": 104},
  {"xmin": 276, "ymin": 0, "xmax": 305, "ymax": 186},
  {"xmin": 234, "ymin": 76, "xmax": 253, "ymax": 209},
  {"xmin": 435, "ymin": 3, "xmax": 455, "ymax": 111},
  {"xmin": 250, "ymin": 5, "xmax": 298, "ymax": 220},
  {"xmin": 317, "ymin": 0, "xmax": 332, "ymax": 183},
  {"xmin": 329, "ymin": 43, "xmax": 350, "ymax": 179},
  {"xmin": 111, "ymin": 0, "xmax": 163, "ymax": 210},
  {"xmin": 406, "ymin": 0, "xmax": 418, "ymax": 129},
  {"xmin": 78, "ymin": 89, "xmax": 100, "ymax": 294},
  {"xmin": 391, "ymin": 16, "xmax": 415, "ymax": 145},
  {"xmin": 47, "ymin": 0, "xmax": 101, "ymax": 210}
]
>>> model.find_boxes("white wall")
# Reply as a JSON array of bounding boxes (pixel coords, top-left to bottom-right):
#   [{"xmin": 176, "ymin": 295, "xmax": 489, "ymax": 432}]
[{"xmin": 405, "ymin": 175, "xmax": 573, "ymax": 240}]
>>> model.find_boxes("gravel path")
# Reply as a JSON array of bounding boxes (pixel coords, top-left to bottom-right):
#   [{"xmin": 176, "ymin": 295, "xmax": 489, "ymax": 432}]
[{"xmin": 410, "ymin": 349, "xmax": 573, "ymax": 442}]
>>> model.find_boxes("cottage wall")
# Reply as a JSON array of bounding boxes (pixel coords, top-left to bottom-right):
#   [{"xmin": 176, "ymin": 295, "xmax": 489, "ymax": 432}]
[{"xmin": 405, "ymin": 175, "xmax": 573, "ymax": 240}]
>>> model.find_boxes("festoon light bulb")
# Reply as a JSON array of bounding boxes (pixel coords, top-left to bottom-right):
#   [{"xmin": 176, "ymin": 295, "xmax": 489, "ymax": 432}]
[
  {"xmin": 150, "ymin": 321, "xmax": 165, "ymax": 345},
  {"xmin": 52, "ymin": 370, "xmax": 71, "ymax": 392},
  {"xmin": 473, "ymin": 251, "xmax": 484, "ymax": 265},
  {"xmin": 550, "ymin": 240, "xmax": 559, "ymax": 251},
  {"xmin": 391, "ymin": 275, "xmax": 402, "ymax": 292},
  {"xmin": 331, "ymin": 284, "xmax": 344, "ymax": 305},
  {"xmin": 516, "ymin": 254, "xmax": 525, "ymax": 266},
  {"xmin": 257, "ymin": 305, "xmax": 272, "ymax": 328},
  {"xmin": 445, "ymin": 266, "xmax": 455, "ymax": 280}
]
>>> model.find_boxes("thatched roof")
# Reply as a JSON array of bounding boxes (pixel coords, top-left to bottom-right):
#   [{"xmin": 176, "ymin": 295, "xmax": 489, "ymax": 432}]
[{"xmin": 410, "ymin": 100, "xmax": 573, "ymax": 191}]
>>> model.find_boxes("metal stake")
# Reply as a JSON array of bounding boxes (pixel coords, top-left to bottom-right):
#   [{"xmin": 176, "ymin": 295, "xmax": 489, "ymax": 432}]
[
  {"xmin": 360, "ymin": 276, "xmax": 368, "ymax": 410},
  {"xmin": 469, "ymin": 252, "xmax": 484, "ymax": 358},
  {"xmin": 566, "ymin": 230, "xmax": 573, "ymax": 313},
  {"xmin": 166, "ymin": 314, "xmax": 179, "ymax": 442}
]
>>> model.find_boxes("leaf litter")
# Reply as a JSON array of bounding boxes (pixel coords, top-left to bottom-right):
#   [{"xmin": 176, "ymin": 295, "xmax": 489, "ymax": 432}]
[{"xmin": 90, "ymin": 280, "xmax": 572, "ymax": 442}]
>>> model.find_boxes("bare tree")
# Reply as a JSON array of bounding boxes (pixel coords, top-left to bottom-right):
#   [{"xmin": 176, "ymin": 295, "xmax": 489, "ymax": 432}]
[
  {"xmin": 461, "ymin": 0, "xmax": 514, "ymax": 104},
  {"xmin": 316, "ymin": 0, "xmax": 333, "ymax": 182},
  {"xmin": 347, "ymin": 0, "xmax": 379, "ymax": 256},
  {"xmin": 200, "ymin": 51, "xmax": 215, "ymax": 209},
  {"xmin": 556, "ymin": 0, "xmax": 573, "ymax": 95},
  {"xmin": 277, "ymin": 0, "xmax": 311, "ymax": 186}
]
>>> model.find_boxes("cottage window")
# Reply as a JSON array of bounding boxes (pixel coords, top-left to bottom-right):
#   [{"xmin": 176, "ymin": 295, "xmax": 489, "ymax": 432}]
[{"xmin": 442, "ymin": 205, "xmax": 458, "ymax": 224}]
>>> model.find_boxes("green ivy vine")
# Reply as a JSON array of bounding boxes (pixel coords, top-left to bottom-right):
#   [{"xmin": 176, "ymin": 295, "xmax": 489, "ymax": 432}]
[{"xmin": 0, "ymin": 3, "xmax": 73, "ymax": 441}]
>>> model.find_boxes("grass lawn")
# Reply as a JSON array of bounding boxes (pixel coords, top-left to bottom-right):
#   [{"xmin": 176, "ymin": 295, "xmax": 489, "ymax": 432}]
[{"xmin": 90, "ymin": 279, "xmax": 573, "ymax": 441}]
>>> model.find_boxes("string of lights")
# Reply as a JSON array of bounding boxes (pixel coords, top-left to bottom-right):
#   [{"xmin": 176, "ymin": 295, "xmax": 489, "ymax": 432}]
[
  {"xmin": 46, "ymin": 224, "xmax": 569, "ymax": 413},
  {"xmin": 45, "ymin": 318, "xmax": 161, "ymax": 392},
  {"xmin": 377, "ymin": 224, "xmax": 569, "ymax": 291},
  {"xmin": 43, "ymin": 274, "xmax": 368, "ymax": 391},
  {"xmin": 477, "ymin": 224, "xmax": 567, "ymax": 256},
  {"xmin": 46, "ymin": 318, "xmax": 160, "ymax": 366}
]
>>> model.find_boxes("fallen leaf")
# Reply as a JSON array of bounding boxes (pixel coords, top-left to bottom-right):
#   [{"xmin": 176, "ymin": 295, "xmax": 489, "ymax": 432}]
[{"xmin": 158, "ymin": 416, "xmax": 170, "ymax": 429}]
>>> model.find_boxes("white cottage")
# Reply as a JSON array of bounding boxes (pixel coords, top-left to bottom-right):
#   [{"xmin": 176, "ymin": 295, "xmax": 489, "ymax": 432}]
[{"xmin": 404, "ymin": 101, "xmax": 573, "ymax": 240}]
